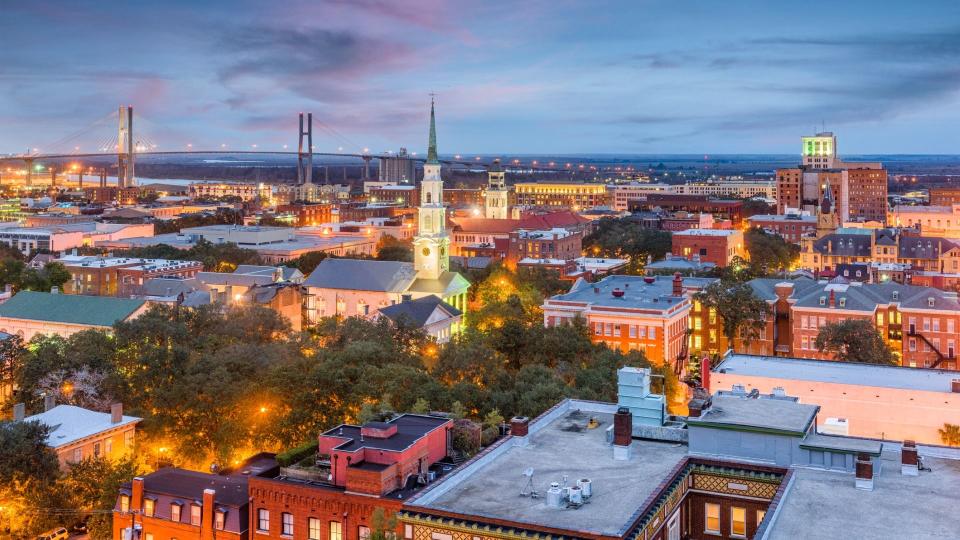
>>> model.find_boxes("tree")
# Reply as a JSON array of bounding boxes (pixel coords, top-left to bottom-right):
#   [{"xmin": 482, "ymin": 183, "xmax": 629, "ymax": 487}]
[
  {"xmin": 583, "ymin": 217, "xmax": 671, "ymax": 273},
  {"xmin": 939, "ymin": 423, "xmax": 960, "ymax": 447},
  {"xmin": 284, "ymin": 251, "xmax": 328, "ymax": 274},
  {"xmin": 815, "ymin": 319, "xmax": 897, "ymax": 365},
  {"xmin": 368, "ymin": 508, "xmax": 397, "ymax": 540},
  {"xmin": 0, "ymin": 420, "xmax": 59, "ymax": 485},
  {"xmin": 375, "ymin": 235, "xmax": 413, "ymax": 262},
  {"xmin": 62, "ymin": 455, "xmax": 141, "ymax": 540},
  {"xmin": 694, "ymin": 280, "xmax": 770, "ymax": 345},
  {"xmin": 744, "ymin": 227, "xmax": 798, "ymax": 275}
]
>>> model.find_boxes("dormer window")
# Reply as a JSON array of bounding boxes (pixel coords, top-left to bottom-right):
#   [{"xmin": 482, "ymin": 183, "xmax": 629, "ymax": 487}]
[
  {"xmin": 892, "ymin": 291, "xmax": 899, "ymax": 301},
  {"xmin": 839, "ymin": 298, "xmax": 846, "ymax": 308},
  {"xmin": 819, "ymin": 296, "xmax": 826, "ymax": 306},
  {"xmin": 928, "ymin": 297, "xmax": 935, "ymax": 307},
  {"xmin": 119, "ymin": 494, "xmax": 130, "ymax": 513}
]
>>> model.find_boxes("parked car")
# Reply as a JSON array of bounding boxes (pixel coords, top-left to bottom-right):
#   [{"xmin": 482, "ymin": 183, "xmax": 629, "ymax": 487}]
[{"xmin": 36, "ymin": 528, "xmax": 69, "ymax": 540}]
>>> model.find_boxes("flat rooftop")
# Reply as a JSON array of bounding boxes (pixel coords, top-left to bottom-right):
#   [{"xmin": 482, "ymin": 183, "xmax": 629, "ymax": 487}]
[
  {"xmin": 769, "ymin": 450, "xmax": 960, "ymax": 539},
  {"xmin": 673, "ymin": 228, "xmax": 740, "ymax": 236},
  {"xmin": 689, "ymin": 395, "xmax": 818, "ymax": 436},
  {"xmin": 716, "ymin": 353, "xmax": 960, "ymax": 394},
  {"xmin": 547, "ymin": 274, "xmax": 714, "ymax": 311},
  {"xmin": 407, "ymin": 402, "xmax": 687, "ymax": 537}
]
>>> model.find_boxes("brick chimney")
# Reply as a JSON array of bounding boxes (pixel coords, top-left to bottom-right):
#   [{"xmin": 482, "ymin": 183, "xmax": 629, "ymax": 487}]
[
  {"xmin": 132, "ymin": 477, "xmax": 145, "ymax": 513},
  {"xmin": 855, "ymin": 453, "xmax": 874, "ymax": 491},
  {"xmin": 43, "ymin": 394, "xmax": 55, "ymax": 412},
  {"xmin": 201, "ymin": 488, "xmax": 215, "ymax": 540},
  {"xmin": 951, "ymin": 379, "xmax": 960, "ymax": 393},
  {"xmin": 510, "ymin": 416, "xmax": 529, "ymax": 437},
  {"xmin": 613, "ymin": 407, "xmax": 632, "ymax": 460},
  {"xmin": 901, "ymin": 440, "xmax": 919, "ymax": 476},
  {"xmin": 829, "ymin": 289, "xmax": 836, "ymax": 308},
  {"xmin": 672, "ymin": 272, "xmax": 683, "ymax": 297},
  {"xmin": 111, "ymin": 403, "xmax": 123, "ymax": 424}
]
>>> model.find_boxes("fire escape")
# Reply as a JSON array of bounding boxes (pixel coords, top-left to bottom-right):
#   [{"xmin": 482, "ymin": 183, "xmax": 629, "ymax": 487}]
[{"xmin": 908, "ymin": 323, "xmax": 955, "ymax": 369}]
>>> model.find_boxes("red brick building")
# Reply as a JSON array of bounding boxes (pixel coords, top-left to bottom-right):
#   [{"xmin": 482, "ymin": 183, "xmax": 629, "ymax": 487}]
[
  {"xmin": 506, "ymin": 228, "xmax": 582, "ymax": 268},
  {"xmin": 248, "ymin": 415, "xmax": 452, "ymax": 540},
  {"xmin": 278, "ymin": 203, "xmax": 334, "ymax": 227},
  {"xmin": 747, "ymin": 213, "xmax": 817, "ymax": 244},
  {"xmin": 671, "ymin": 229, "xmax": 745, "ymax": 268},
  {"xmin": 629, "ymin": 195, "xmax": 746, "ymax": 228},
  {"xmin": 113, "ymin": 468, "xmax": 254, "ymax": 540},
  {"xmin": 58, "ymin": 255, "xmax": 203, "ymax": 296}
]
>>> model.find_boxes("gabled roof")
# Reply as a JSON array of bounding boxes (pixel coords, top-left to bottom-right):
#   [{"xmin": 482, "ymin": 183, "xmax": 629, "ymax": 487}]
[
  {"xmin": 379, "ymin": 295, "xmax": 461, "ymax": 327},
  {"xmin": 0, "ymin": 291, "xmax": 146, "ymax": 327},
  {"xmin": 520, "ymin": 210, "xmax": 591, "ymax": 229},
  {"xmin": 408, "ymin": 271, "xmax": 471, "ymax": 297},
  {"xmin": 898, "ymin": 236, "xmax": 958, "ymax": 260},
  {"xmin": 303, "ymin": 259, "xmax": 418, "ymax": 293},
  {"xmin": 24, "ymin": 405, "xmax": 141, "ymax": 448},
  {"xmin": 233, "ymin": 265, "xmax": 304, "ymax": 282},
  {"xmin": 450, "ymin": 218, "xmax": 520, "ymax": 234}
]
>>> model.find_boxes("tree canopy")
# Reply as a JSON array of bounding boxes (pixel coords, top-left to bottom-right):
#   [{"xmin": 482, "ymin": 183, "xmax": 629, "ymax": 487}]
[
  {"xmin": 583, "ymin": 217, "xmax": 672, "ymax": 274},
  {"xmin": 814, "ymin": 319, "xmax": 898, "ymax": 365},
  {"xmin": 375, "ymin": 234, "xmax": 413, "ymax": 262},
  {"xmin": 694, "ymin": 280, "xmax": 769, "ymax": 344}
]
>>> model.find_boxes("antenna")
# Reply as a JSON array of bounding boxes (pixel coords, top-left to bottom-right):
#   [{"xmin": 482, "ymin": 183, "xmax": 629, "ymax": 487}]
[{"xmin": 520, "ymin": 467, "xmax": 540, "ymax": 498}]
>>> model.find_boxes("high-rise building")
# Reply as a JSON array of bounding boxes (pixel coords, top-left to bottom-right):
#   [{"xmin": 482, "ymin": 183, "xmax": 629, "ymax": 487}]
[
  {"xmin": 801, "ymin": 132, "xmax": 838, "ymax": 169},
  {"xmin": 776, "ymin": 133, "xmax": 887, "ymax": 224},
  {"xmin": 484, "ymin": 159, "xmax": 509, "ymax": 219},
  {"xmin": 378, "ymin": 147, "xmax": 416, "ymax": 184}
]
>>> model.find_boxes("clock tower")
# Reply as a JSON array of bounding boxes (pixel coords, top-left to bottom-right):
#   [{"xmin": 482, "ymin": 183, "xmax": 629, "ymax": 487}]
[{"xmin": 414, "ymin": 98, "xmax": 450, "ymax": 280}]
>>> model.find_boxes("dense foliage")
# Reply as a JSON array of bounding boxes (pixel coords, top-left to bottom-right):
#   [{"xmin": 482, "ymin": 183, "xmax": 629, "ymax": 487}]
[
  {"xmin": 583, "ymin": 217, "xmax": 672, "ymax": 273},
  {"xmin": 694, "ymin": 280, "xmax": 770, "ymax": 345},
  {"xmin": 814, "ymin": 319, "xmax": 898, "ymax": 365}
]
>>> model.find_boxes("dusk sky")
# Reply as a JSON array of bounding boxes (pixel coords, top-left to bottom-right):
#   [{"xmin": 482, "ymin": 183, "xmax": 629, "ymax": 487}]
[{"xmin": 3, "ymin": 0, "xmax": 960, "ymax": 155}]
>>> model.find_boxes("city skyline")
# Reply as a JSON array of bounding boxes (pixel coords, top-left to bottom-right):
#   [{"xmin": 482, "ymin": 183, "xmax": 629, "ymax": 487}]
[{"xmin": 2, "ymin": 1, "xmax": 960, "ymax": 155}]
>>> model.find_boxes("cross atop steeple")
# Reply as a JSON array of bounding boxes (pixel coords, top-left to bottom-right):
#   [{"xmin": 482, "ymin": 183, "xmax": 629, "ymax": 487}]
[{"xmin": 427, "ymin": 95, "xmax": 439, "ymax": 165}]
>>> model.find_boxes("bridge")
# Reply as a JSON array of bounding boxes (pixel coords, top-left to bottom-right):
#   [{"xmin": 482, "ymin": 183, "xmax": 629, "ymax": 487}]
[{"xmin": 0, "ymin": 106, "xmax": 616, "ymax": 188}]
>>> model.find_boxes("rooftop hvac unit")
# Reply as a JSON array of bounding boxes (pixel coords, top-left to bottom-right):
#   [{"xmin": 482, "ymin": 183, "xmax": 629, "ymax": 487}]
[
  {"xmin": 546, "ymin": 486, "xmax": 563, "ymax": 509},
  {"xmin": 820, "ymin": 417, "xmax": 849, "ymax": 436},
  {"xmin": 577, "ymin": 478, "xmax": 592, "ymax": 498},
  {"xmin": 568, "ymin": 486, "xmax": 583, "ymax": 506}
]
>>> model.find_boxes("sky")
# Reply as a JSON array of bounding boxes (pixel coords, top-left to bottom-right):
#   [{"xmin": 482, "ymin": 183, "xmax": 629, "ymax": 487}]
[{"xmin": 2, "ymin": 0, "xmax": 960, "ymax": 155}]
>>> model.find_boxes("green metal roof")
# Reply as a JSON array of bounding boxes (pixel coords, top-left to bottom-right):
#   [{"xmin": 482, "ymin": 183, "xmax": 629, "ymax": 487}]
[{"xmin": 0, "ymin": 291, "xmax": 146, "ymax": 327}]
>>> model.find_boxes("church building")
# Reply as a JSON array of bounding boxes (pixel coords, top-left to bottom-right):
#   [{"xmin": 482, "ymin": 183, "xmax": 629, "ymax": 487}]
[{"xmin": 302, "ymin": 100, "xmax": 470, "ymax": 327}]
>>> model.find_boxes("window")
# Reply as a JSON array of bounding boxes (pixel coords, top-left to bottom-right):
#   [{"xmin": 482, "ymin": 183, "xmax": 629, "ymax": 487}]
[
  {"xmin": 359, "ymin": 526, "xmax": 371, "ymax": 540},
  {"xmin": 73, "ymin": 448, "xmax": 82, "ymax": 462},
  {"xmin": 949, "ymin": 319, "xmax": 956, "ymax": 333},
  {"xmin": 329, "ymin": 521, "xmax": 342, "ymax": 540},
  {"xmin": 119, "ymin": 495, "xmax": 130, "ymax": 513},
  {"xmin": 404, "ymin": 524, "xmax": 413, "ymax": 540},
  {"xmin": 704, "ymin": 503, "xmax": 720, "ymax": 534},
  {"xmin": 215, "ymin": 510, "xmax": 226, "ymax": 531},
  {"xmin": 94, "ymin": 441, "xmax": 101, "ymax": 457},
  {"xmin": 594, "ymin": 322, "xmax": 602, "ymax": 335},
  {"xmin": 257, "ymin": 509, "xmax": 270, "ymax": 532},
  {"xmin": 171, "ymin": 503, "xmax": 182, "ymax": 523},
  {"xmin": 649, "ymin": 327, "xmax": 656, "ymax": 339},
  {"xmin": 124, "ymin": 431, "xmax": 134, "ymax": 448},
  {"xmin": 801, "ymin": 336, "xmax": 808, "ymax": 350},
  {"xmin": 731, "ymin": 506, "xmax": 746, "ymax": 538},
  {"xmin": 629, "ymin": 325, "xmax": 637, "ymax": 338},
  {"xmin": 613, "ymin": 324, "xmax": 621, "ymax": 337},
  {"xmin": 757, "ymin": 509, "xmax": 767, "ymax": 524},
  {"xmin": 145, "ymin": 534, "xmax": 153, "ymax": 540},
  {"xmin": 604, "ymin": 323, "xmax": 612, "ymax": 336},
  {"xmin": 282, "ymin": 512, "xmax": 294, "ymax": 536},
  {"xmin": 143, "ymin": 499, "xmax": 155, "ymax": 517},
  {"xmin": 431, "ymin": 534, "xmax": 452, "ymax": 540},
  {"xmin": 105, "ymin": 438, "xmax": 113, "ymax": 455},
  {"xmin": 190, "ymin": 505, "xmax": 202, "ymax": 526},
  {"xmin": 709, "ymin": 329, "xmax": 717, "ymax": 343},
  {"xmin": 309, "ymin": 518, "xmax": 322, "ymax": 540}
]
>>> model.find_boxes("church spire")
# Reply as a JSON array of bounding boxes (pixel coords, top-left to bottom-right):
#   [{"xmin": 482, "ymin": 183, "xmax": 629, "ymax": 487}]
[{"xmin": 426, "ymin": 96, "xmax": 439, "ymax": 165}]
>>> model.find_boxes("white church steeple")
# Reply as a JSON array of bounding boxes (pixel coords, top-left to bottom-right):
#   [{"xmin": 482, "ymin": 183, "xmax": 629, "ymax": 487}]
[{"xmin": 413, "ymin": 98, "xmax": 450, "ymax": 280}]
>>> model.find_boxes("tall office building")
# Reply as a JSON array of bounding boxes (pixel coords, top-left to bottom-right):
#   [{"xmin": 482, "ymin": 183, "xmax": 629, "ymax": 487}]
[{"xmin": 776, "ymin": 133, "xmax": 887, "ymax": 223}]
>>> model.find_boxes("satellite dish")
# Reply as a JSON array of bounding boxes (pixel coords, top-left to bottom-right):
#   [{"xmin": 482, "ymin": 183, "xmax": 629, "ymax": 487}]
[{"xmin": 523, "ymin": 467, "xmax": 534, "ymax": 478}]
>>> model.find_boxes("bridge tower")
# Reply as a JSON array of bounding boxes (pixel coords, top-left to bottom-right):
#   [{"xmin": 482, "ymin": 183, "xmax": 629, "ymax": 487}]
[
  {"xmin": 297, "ymin": 113, "xmax": 313, "ymax": 185},
  {"xmin": 117, "ymin": 105, "xmax": 135, "ymax": 188}
]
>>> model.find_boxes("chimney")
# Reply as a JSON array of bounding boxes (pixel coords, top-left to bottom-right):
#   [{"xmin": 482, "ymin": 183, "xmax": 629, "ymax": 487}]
[
  {"xmin": 13, "ymin": 402, "xmax": 25, "ymax": 422},
  {"xmin": 132, "ymin": 477, "xmax": 145, "ymax": 514},
  {"xmin": 952, "ymin": 379, "xmax": 960, "ymax": 393},
  {"xmin": 510, "ymin": 416, "xmax": 529, "ymax": 437},
  {"xmin": 43, "ymin": 394, "xmax": 55, "ymax": 412},
  {"xmin": 593, "ymin": 286, "xmax": 600, "ymax": 294},
  {"xmin": 700, "ymin": 354, "xmax": 711, "ymax": 392},
  {"xmin": 855, "ymin": 453, "xmax": 874, "ymax": 491},
  {"xmin": 111, "ymin": 403, "xmax": 123, "ymax": 424},
  {"xmin": 613, "ymin": 407, "xmax": 632, "ymax": 460},
  {"xmin": 901, "ymin": 440, "xmax": 919, "ymax": 476},
  {"xmin": 829, "ymin": 289, "xmax": 836, "ymax": 308},
  {"xmin": 672, "ymin": 272, "xmax": 683, "ymax": 297},
  {"xmin": 4, "ymin": 284, "xmax": 10, "ymax": 294},
  {"xmin": 50, "ymin": 286, "xmax": 59, "ymax": 294},
  {"xmin": 201, "ymin": 488, "xmax": 215, "ymax": 540}
]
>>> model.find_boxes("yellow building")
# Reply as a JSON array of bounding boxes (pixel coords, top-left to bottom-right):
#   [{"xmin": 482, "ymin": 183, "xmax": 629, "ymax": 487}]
[{"xmin": 513, "ymin": 182, "xmax": 608, "ymax": 209}]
